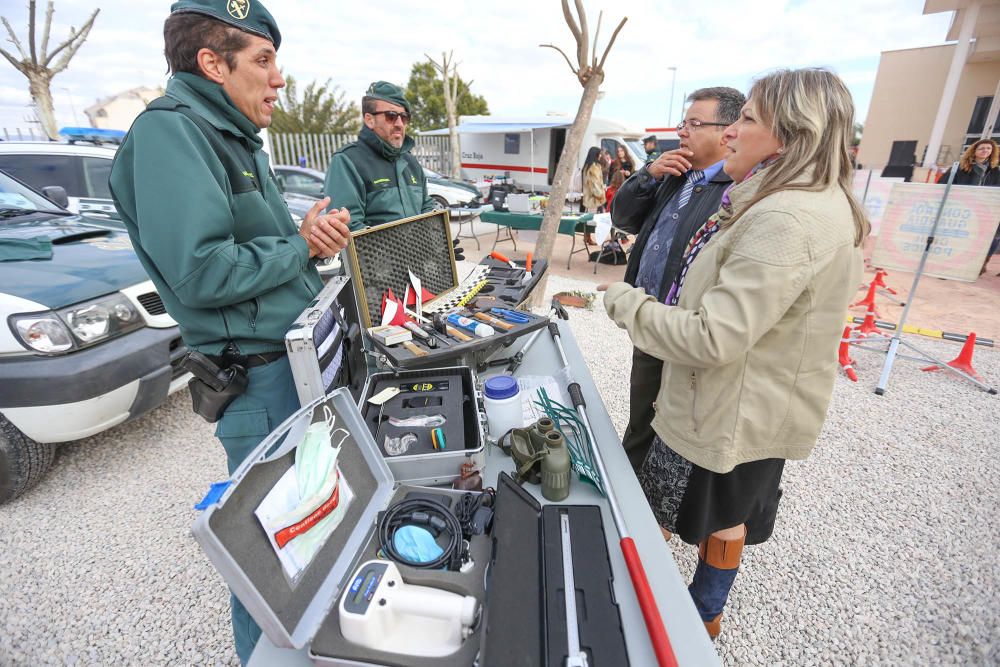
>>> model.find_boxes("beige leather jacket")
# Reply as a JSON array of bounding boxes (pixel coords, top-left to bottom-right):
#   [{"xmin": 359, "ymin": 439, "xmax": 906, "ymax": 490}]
[{"xmin": 604, "ymin": 173, "xmax": 864, "ymax": 473}]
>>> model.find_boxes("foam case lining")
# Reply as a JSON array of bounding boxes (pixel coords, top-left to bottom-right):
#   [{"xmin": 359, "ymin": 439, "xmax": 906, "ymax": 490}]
[
  {"xmin": 310, "ymin": 485, "xmax": 490, "ymax": 666},
  {"xmin": 344, "ymin": 211, "xmax": 549, "ymax": 369}
]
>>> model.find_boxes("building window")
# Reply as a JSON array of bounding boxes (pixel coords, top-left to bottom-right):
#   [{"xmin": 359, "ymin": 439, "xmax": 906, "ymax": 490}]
[
  {"xmin": 504, "ymin": 133, "xmax": 520, "ymax": 155},
  {"xmin": 966, "ymin": 96, "xmax": 1000, "ymax": 135}
]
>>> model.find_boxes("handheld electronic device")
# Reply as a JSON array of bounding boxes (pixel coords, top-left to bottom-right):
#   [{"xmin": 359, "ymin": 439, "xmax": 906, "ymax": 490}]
[{"xmin": 339, "ymin": 560, "xmax": 478, "ymax": 658}]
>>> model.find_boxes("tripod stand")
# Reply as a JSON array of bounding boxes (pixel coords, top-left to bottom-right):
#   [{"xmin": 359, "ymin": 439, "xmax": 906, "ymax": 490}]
[{"xmin": 861, "ymin": 164, "xmax": 998, "ymax": 395}]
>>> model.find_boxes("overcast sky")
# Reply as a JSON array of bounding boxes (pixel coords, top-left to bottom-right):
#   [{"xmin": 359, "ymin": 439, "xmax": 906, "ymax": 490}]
[{"xmin": 0, "ymin": 0, "xmax": 952, "ymax": 134}]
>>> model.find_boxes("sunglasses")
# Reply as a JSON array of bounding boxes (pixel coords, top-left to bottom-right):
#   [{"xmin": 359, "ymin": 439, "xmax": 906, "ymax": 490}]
[{"xmin": 370, "ymin": 110, "xmax": 411, "ymax": 125}]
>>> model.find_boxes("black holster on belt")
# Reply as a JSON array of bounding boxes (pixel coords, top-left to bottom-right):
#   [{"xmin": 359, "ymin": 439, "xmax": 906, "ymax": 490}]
[{"xmin": 181, "ymin": 349, "xmax": 249, "ymax": 423}]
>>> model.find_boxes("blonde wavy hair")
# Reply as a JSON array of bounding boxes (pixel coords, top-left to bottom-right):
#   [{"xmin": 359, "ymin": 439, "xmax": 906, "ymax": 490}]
[
  {"xmin": 729, "ymin": 68, "xmax": 870, "ymax": 247},
  {"xmin": 958, "ymin": 139, "xmax": 999, "ymax": 172}
]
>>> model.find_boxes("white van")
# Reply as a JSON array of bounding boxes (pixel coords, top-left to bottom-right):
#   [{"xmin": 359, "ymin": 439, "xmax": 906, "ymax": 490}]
[{"xmin": 422, "ymin": 115, "xmax": 650, "ymax": 192}]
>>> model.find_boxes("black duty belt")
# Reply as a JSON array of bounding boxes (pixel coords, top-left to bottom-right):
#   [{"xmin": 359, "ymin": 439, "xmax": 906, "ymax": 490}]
[{"xmin": 206, "ymin": 350, "xmax": 286, "ymax": 369}]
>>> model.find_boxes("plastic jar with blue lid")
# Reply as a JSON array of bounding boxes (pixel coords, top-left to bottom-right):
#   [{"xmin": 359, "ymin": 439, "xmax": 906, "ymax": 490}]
[{"xmin": 483, "ymin": 376, "xmax": 522, "ymax": 440}]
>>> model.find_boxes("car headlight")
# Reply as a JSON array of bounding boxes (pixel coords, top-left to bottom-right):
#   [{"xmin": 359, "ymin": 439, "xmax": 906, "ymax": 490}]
[
  {"xmin": 12, "ymin": 315, "xmax": 74, "ymax": 353},
  {"xmin": 10, "ymin": 293, "xmax": 144, "ymax": 354}
]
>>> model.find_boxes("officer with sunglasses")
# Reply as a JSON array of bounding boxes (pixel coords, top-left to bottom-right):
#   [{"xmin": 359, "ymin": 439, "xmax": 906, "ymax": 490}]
[{"xmin": 323, "ymin": 81, "xmax": 436, "ymax": 230}]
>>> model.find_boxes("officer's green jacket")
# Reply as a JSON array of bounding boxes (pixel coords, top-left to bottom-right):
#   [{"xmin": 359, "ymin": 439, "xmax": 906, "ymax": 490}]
[
  {"xmin": 324, "ymin": 126, "xmax": 435, "ymax": 231},
  {"xmin": 109, "ymin": 72, "xmax": 322, "ymax": 355}
]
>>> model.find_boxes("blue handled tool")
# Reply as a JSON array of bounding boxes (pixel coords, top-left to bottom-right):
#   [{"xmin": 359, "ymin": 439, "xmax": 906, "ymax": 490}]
[{"xmin": 489, "ymin": 307, "xmax": 530, "ymax": 324}]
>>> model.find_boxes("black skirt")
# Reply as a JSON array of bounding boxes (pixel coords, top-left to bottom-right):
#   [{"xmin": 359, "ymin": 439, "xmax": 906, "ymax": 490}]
[{"xmin": 638, "ymin": 436, "xmax": 785, "ymax": 546}]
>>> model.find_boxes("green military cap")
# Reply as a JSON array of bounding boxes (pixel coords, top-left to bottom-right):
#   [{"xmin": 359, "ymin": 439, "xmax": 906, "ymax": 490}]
[
  {"xmin": 170, "ymin": 0, "xmax": 281, "ymax": 49},
  {"xmin": 365, "ymin": 81, "xmax": 411, "ymax": 114}
]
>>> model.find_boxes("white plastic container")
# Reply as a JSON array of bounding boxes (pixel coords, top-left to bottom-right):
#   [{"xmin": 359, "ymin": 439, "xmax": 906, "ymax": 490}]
[{"xmin": 483, "ymin": 375, "xmax": 522, "ymax": 440}]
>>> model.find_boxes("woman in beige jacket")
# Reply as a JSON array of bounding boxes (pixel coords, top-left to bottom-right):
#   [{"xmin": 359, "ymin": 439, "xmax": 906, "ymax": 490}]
[{"xmin": 601, "ymin": 68, "xmax": 869, "ymax": 639}]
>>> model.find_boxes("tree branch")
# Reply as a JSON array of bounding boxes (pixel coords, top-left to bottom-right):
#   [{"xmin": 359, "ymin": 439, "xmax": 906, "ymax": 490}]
[
  {"xmin": 40, "ymin": 0, "xmax": 54, "ymax": 63},
  {"xmin": 560, "ymin": 0, "xmax": 582, "ymax": 57},
  {"xmin": 28, "ymin": 0, "xmax": 37, "ymax": 64},
  {"xmin": 0, "ymin": 46, "xmax": 26, "ymax": 74},
  {"xmin": 2, "ymin": 16, "xmax": 29, "ymax": 61},
  {"xmin": 44, "ymin": 8, "xmax": 97, "ymax": 68},
  {"xmin": 540, "ymin": 43, "xmax": 580, "ymax": 78},
  {"xmin": 592, "ymin": 11, "xmax": 603, "ymax": 68},
  {"xmin": 597, "ymin": 16, "xmax": 628, "ymax": 72},
  {"xmin": 424, "ymin": 52, "xmax": 443, "ymax": 75},
  {"xmin": 574, "ymin": 0, "xmax": 589, "ymax": 70}
]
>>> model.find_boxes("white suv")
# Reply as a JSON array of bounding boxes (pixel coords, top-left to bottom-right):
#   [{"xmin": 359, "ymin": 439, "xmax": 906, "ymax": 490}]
[{"xmin": 0, "ymin": 142, "xmax": 120, "ymax": 218}]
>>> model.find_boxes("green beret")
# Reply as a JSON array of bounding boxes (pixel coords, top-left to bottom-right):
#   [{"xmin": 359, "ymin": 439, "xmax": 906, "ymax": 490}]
[
  {"xmin": 365, "ymin": 81, "xmax": 411, "ymax": 114},
  {"xmin": 170, "ymin": 0, "xmax": 281, "ymax": 50}
]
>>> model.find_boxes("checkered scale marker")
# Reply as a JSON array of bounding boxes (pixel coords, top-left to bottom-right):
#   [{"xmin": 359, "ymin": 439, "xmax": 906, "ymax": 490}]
[{"xmin": 423, "ymin": 265, "xmax": 491, "ymax": 314}]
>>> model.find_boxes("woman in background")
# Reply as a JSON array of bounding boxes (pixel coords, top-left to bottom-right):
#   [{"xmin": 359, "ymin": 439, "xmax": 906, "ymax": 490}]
[
  {"xmin": 608, "ymin": 143, "xmax": 635, "ymax": 183},
  {"xmin": 581, "ymin": 146, "xmax": 606, "ymax": 244},
  {"xmin": 939, "ymin": 140, "xmax": 1000, "ymax": 274},
  {"xmin": 940, "ymin": 139, "xmax": 1000, "ymax": 186},
  {"xmin": 601, "ymin": 68, "xmax": 868, "ymax": 639}
]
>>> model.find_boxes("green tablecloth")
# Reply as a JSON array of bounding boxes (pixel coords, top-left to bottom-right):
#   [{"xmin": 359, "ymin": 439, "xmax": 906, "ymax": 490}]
[{"xmin": 479, "ymin": 210, "xmax": 594, "ymax": 235}]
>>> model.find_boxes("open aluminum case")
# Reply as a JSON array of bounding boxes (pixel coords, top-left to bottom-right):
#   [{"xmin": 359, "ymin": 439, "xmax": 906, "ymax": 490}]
[
  {"xmin": 344, "ymin": 211, "xmax": 549, "ymax": 370},
  {"xmin": 191, "ymin": 391, "xmax": 494, "ymax": 666},
  {"xmin": 285, "ymin": 276, "xmax": 485, "ymax": 485},
  {"xmin": 286, "ymin": 275, "xmax": 368, "ymax": 406}
]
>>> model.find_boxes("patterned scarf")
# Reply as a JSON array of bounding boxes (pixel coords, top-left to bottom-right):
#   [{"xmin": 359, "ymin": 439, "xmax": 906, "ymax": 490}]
[{"xmin": 664, "ymin": 156, "xmax": 781, "ymax": 306}]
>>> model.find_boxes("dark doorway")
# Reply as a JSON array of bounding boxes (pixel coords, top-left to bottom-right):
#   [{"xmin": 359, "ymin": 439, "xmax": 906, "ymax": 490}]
[{"xmin": 548, "ymin": 128, "xmax": 566, "ymax": 186}]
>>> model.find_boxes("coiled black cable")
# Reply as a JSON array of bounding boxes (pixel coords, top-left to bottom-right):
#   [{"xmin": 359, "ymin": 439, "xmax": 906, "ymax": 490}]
[{"xmin": 377, "ymin": 497, "xmax": 463, "ymax": 570}]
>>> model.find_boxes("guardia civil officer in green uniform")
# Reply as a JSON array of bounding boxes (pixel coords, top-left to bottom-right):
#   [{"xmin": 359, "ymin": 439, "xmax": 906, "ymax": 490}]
[
  {"xmin": 109, "ymin": 1, "xmax": 350, "ymax": 662},
  {"xmin": 324, "ymin": 82, "xmax": 437, "ymax": 230}
]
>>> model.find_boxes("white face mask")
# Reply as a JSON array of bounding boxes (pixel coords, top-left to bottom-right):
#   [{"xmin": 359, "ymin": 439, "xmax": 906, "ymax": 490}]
[{"xmin": 294, "ymin": 405, "xmax": 348, "ymax": 499}]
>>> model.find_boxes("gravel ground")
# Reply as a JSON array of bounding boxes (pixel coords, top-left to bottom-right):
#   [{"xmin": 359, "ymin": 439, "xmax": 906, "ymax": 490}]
[{"xmin": 1, "ymin": 269, "xmax": 998, "ymax": 666}]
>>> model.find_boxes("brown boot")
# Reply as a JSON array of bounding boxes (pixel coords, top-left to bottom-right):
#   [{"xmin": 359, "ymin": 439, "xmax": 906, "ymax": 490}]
[{"xmin": 689, "ymin": 527, "xmax": 746, "ymax": 640}]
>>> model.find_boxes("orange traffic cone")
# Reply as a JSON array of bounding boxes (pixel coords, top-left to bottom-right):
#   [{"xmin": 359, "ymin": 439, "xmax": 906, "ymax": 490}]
[
  {"xmin": 838, "ymin": 327, "xmax": 858, "ymax": 382},
  {"xmin": 872, "ymin": 269, "xmax": 898, "ymax": 295},
  {"xmin": 850, "ymin": 282, "xmax": 881, "ymax": 318},
  {"xmin": 922, "ymin": 332, "xmax": 984, "ymax": 382},
  {"xmin": 853, "ymin": 305, "xmax": 884, "ymax": 338}
]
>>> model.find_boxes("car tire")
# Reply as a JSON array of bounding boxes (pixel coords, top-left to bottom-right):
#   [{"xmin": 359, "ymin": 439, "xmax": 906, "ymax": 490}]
[
  {"xmin": 0, "ymin": 415, "xmax": 56, "ymax": 504},
  {"xmin": 430, "ymin": 195, "xmax": 449, "ymax": 211}
]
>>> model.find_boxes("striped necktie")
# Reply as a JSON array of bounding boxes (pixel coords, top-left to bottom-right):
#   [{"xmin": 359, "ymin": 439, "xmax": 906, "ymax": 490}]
[{"xmin": 677, "ymin": 169, "xmax": 704, "ymax": 209}]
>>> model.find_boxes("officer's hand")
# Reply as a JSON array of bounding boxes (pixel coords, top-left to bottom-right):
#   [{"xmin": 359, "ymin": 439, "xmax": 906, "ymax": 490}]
[
  {"xmin": 313, "ymin": 207, "xmax": 351, "ymax": 257},
  {"xmin": 647, "ymin": 149, "xmax": 694, "ymax": 180},
  {"xmin": 300, "ymin": 197, "xmax": 349, "ymax": 258},
  {"xmin": 452, "ymin": 238, "xmax": 465, "ymax": 262}
]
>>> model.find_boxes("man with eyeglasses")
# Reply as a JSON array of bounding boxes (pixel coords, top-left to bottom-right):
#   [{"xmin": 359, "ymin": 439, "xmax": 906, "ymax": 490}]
[
  {"xmin": 610, "ymin": 87, "xmax": 745, "ymax": 473},
  {"xmin": 324, "ymin": 81, "xmax": 436, "ymax": 230}
]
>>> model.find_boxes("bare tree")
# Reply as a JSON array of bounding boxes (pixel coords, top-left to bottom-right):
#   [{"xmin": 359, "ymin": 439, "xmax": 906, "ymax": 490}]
[
  {"xmin": 426, "ymin": 51, "xmax": 464, "ymax": 180},
  {"xmin": 1, "ymin": 1, "xmax": 100, "ymax": 140},
  {"xmin": 532, "ymin": 1, "xmax": 626, "ymax": 304}
]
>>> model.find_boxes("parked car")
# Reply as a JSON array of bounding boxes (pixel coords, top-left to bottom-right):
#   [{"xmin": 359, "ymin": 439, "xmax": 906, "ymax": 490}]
[
  {"xmin": 273, "ymin": 165, "xmax": 484, "ymax": 210},
  {"xmin": 0, "ymin": 142, "xmax": 120, "ymax": 218},
  {"xmin": 0, "ymin": 141, "xmax": 316, "ymax": 225},
  {"xmin": 0, "ymin": 170, "xmax": 187, "ymax": 504}
]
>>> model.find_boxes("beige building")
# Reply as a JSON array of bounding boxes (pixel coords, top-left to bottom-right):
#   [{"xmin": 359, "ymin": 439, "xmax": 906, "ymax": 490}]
[
  {"xmin": 84, "ymin": 86, "xmax": 164, "ymax": 131},
  {"xmin": 860, "ymin": 0, "xmax": 1000, "ymax": 172}
]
